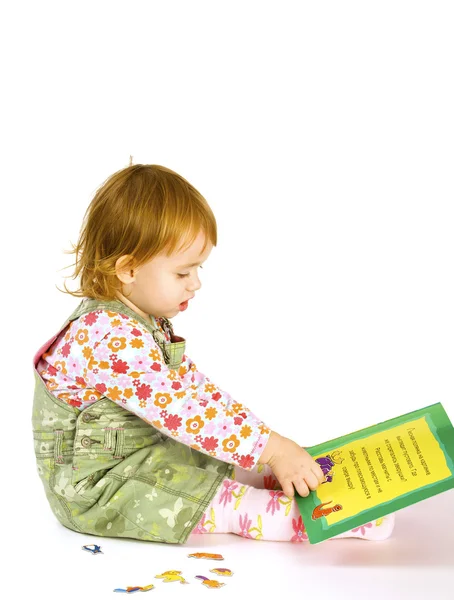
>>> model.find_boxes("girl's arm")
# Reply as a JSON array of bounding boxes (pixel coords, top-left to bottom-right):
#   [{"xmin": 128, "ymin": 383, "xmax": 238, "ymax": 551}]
[{"xmin": 82, "ymin": 310, "xmax": 271, "ymax": 471}]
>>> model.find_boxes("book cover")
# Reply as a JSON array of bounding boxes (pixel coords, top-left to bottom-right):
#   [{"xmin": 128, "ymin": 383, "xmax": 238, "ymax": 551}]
[{"xmin": 294, "ymin": 402, "xmax": 454, "ymax": 544}]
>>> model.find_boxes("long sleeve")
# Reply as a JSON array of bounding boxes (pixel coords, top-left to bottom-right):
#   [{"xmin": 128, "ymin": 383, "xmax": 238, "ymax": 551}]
[{"xmin": 80, "ymin": 310, "xmax": 271, "ymax": 470}]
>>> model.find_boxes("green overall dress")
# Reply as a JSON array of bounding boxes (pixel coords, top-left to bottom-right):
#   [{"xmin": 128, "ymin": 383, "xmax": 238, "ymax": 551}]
[{"xmin": 32, "ymin": 298, "xmax": 233, "ymax": 544}]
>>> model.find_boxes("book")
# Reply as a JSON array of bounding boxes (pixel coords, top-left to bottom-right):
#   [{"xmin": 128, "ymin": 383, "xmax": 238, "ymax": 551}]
[{"xmin": 294, "ymin": 402, "xmax": 454, "ymax": 544}]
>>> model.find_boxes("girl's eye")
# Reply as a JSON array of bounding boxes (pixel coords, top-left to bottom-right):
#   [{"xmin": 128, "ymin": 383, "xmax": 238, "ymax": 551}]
[{"xmin": 177, "ymin": 266, "xmax": 203, "ymax": 279}]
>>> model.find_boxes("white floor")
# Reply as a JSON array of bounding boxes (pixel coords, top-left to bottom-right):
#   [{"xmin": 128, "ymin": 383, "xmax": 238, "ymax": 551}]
[{"xmin": 13, "ymin": 489, "xmax": 454, "ymax": 599}]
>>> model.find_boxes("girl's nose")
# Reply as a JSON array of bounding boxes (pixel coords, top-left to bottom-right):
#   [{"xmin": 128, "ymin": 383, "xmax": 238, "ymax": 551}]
[
  {"xmin": 189, "ymin": 281, "xmax": 201, "ymax": 293},
  {"xmin": 188, "ymin": 273, "xmax": 202, "ymax": 292}
]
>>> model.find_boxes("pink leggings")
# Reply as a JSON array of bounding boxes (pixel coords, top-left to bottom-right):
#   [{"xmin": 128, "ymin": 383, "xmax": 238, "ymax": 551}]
[{"xmin": 191, "ymin": 463, "xmax": 395, "ymax": 542}]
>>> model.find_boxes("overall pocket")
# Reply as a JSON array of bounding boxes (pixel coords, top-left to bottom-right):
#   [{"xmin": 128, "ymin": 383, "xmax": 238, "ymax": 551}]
[{"xmin": 71, "ymin": 398, "xmax": 163, "ymax": 493}]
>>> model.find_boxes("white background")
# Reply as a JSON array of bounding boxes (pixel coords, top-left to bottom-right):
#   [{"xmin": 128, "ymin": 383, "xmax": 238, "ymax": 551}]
[{"xmin": 1, "ymin": 1, "xmax": 453, "ymax": 598}]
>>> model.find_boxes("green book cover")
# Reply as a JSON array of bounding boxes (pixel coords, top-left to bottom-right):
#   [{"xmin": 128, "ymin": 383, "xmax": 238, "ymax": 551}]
[{"xmin": 294, "ymin": 402, "xmax": 454, "ymax": 544}]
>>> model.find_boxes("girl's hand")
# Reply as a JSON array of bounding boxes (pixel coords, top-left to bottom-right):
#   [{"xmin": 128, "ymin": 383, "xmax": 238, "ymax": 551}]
[{"xmin": 259, "ymin": 431, "xmax": 325, "ymax": 498}]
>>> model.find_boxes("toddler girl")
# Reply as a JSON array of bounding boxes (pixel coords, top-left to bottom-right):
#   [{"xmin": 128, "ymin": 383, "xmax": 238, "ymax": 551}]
[{"xmin": 32, "ymin": 162, "xmax": 395, "ymax": 544}]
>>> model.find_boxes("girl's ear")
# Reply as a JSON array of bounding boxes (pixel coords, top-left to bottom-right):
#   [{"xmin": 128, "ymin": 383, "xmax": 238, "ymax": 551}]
[{"xmin": 115, "ymin": 255, "xmax": 136, "ymax": 284}]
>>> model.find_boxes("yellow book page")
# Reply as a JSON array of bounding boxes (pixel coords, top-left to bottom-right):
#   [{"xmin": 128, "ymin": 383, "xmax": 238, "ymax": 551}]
[{"xmin": 313, "ymin": 416, "xmax": 452, "ymax": 525}]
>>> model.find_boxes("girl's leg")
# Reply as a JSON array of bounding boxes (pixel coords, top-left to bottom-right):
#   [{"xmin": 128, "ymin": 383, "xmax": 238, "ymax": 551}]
[
  {"xmin": 231, "ymin": 463, "xmax": 281, "ymax": 490},
  {"xmin": 192, "ymin": 478, "xmax": 395, "ymax": 542}
]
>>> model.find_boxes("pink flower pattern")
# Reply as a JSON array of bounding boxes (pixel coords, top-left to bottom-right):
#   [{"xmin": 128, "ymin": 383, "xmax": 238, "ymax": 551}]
[
  {"xmin": 352, "ymin": 522, "xmax": 373, "ymax": 536},
  {"xmin": 264, "ymin": 474, "xmax": 279, "ymax": 490},
  {"xmin": 192, "ymin": 513, "xmax": 208, "ymax": 534},
  {"xmin": 238, "ymin": 514, "xmax": 254, "ymax": 539},
  {"xmin": 266, "ymin": 490, "xmax": 285, "ymax": 515},
  {"xmin": 291, "ymin": 516, "xmax": 309, "ymax": 543},
  {"xmin": 218, "ymin": 480, "xmax": 239, "ymax": 507}
]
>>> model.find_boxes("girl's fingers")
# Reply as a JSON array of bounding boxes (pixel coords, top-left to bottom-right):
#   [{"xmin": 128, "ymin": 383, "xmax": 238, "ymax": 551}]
[
  {"xmin": 308, "ymin": 459, "xmax": 324, "ymax": 481},
  {"xmin": 293, "ymin": 478, "xmax": 310, "ymax": 498},
  {"xmin": 276, "ymin": 474, "xmax": 294, "ymax": 498},
  {"xmin": 282, "ymin": 483, "xmax": 295, "ymax": 499},
  {"xmin": 304, "ymin": 471, "xmax": 320, "ymax": 491},
  {"xmin": 311, "ymin": 465, "xmax": 326, "ymax": 484}
]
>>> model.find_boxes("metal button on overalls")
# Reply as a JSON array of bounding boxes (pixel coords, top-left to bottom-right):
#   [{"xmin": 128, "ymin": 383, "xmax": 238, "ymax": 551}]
[
  {"xmin": 80, "ymin": 436, "xmax": 100, "ymax": 448},
  {"xmin": 82, "ymin": 412, "xmax": 100, "ymax": 423}
]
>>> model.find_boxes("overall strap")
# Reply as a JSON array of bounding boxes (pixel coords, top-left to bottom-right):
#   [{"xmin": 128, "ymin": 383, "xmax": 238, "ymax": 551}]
[
  {"xmin": 58, "ymin": 298, "xmax": 162, "ymax": 337},
  {"xmin": 59, "ymin": 298, "xmax": 181, "ymax": 367}
]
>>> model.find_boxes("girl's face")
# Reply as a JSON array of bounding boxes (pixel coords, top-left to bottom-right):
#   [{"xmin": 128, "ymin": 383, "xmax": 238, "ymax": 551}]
[{"xmin": 115, "ymin": 230, "xmax": 212, "ymax": 321}]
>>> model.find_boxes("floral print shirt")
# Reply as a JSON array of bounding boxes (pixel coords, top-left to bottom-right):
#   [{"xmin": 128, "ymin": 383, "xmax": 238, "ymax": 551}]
[{"xmin": 36, "ymin": 307, "xmax": 271, "ymax": 470}]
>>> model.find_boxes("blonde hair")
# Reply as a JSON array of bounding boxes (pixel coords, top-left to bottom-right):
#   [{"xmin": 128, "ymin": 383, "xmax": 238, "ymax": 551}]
[{"xmin": 58, "ymin": 160, "xmax": 217, "ymax": 301}]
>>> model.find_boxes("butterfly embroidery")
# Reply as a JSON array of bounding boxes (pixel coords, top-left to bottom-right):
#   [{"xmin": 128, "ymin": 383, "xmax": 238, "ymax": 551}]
[
  {"xmin": 159, "ymin": 497, "xmax": 184, "ymax": 527},
  {"xmin": 145, "ymin": 488, "xmax": 158, "ymax": 502}
]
